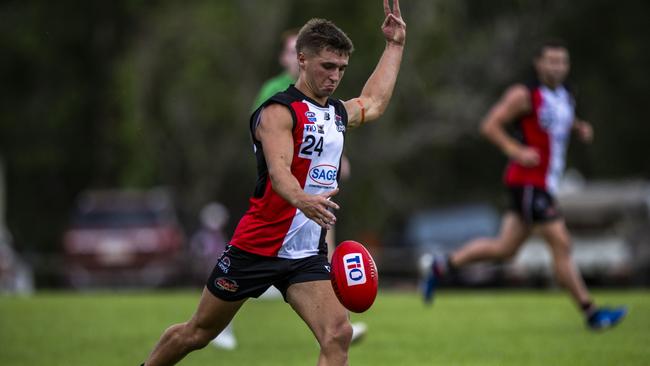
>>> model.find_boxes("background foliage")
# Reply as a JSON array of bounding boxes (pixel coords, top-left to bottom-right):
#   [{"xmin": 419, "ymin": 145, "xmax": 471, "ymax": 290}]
[{"xmin": 1, "ymin": 0, "xmax": 648, "ymax": 256}]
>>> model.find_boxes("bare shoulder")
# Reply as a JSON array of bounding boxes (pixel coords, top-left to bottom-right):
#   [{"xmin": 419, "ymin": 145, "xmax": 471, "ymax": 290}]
[
  {"xmin": 499, "ymin": 84, "xmax": 531, "ymax": 114},
  {"xmin": 258, "ymin": 103, "xmax": 293, "ymax": 130},
  {"xmin": 255, "ymin": 103, "xmax": 294, "ymax": 140}
]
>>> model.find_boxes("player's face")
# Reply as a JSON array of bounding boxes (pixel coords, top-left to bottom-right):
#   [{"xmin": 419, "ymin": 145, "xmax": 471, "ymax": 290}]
[
  {"xmin": 535, "ymin": 47, "xmax": 570, "ymax": 88},
  {"xmin": 299, "ymin": 48, "xmax": 349, "ymax": 99}
]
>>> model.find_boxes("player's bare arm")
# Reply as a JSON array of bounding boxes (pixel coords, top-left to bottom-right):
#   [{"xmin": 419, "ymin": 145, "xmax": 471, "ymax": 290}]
[
  {"xmin": 256, "ymin": 104, "xmax": 339, "ymax": 229},
  {"xmin": 480, "ymin": 84, "xmax": 540, "ymax": 167},
  {"xmin": 345, "ymin": 0, "xmax": 406, "ymax": 129},
  {"xmin": 572, "ymin": 118, "xmax": 594, "ymax": 143}
]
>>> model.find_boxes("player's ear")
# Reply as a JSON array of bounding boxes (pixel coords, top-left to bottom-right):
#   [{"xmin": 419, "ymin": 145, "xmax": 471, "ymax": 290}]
[{"xmin": 298, "ymin": 52, "xmax": 307, "ymax": 68}]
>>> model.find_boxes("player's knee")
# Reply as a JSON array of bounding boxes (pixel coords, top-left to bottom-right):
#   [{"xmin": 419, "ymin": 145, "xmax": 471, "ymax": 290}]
[
  {"xmin": 501, "ymin": 244, "xmax": 519, "ymax": 260},
  {"xmin": 173, "ymin": 323, "xmax": 216, "ymax": 351},
  {"xmin": 553, "ymin": 237, "xmax": 572, "ymax": 257},
  {"xmin": 494, "ymin": 241, "xmax": 519, "ymax": 260},
  {"xmin": 320, "ymin": 320, "xmax": 353, "ymax": 351}
]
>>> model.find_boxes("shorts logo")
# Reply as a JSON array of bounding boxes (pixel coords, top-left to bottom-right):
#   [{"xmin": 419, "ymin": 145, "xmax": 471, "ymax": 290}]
[
  {"xmin": 217, "ymin": 256, "xmax": 231, "ymax": 273},
  {"xmin": 305, "ymin": 111, "xmax": 317, "ymax": 123},
  {"xmin": 309, "ymin": 164, "xmax": 337, "ymax": 186},
  {"xmin": 343, "ymin": 253, "xmax": 366, "ymax": 286},
  {"xmin": 215, "ymin": 277, "xmax": 239, "ymax": 292},
  {"xmin": 324, "ymin": 264, "xmax": 331, "ymax": 273}
]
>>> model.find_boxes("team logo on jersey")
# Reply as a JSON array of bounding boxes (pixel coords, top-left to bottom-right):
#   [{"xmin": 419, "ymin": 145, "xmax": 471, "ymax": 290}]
[
  {"xmin": 305, "ymin": 111, "xmax": 317, "ymax": 122},
  {"xmin": 335, "ymin": 115, "xmax": 345, "ymax": 132},
  {"xmin": 324, "ymin": 112, "xmax": 331, "ymax": 121},
  {"xmin": 317, "ymin": 124, "xmax": 325, "ymax": 134},
  {"xmin": 309, "ymin": 164, "xmax": 338, "ymax": 186},
  {"xmin": 343, "ymin": 253, "xmax": 367, "ymax": 286}
]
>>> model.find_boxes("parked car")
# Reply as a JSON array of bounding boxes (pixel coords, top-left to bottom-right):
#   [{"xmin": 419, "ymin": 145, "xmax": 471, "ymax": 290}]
[
  {"xmin": 380, "ymin": 203, "xmax": 503, "ymax": 286},
  {"xmin": 63, "ymin": 188, "xmax": 185, "ymax": 288}
]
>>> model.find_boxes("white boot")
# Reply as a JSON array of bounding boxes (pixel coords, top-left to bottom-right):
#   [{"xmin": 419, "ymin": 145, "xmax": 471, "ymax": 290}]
[
  {"xmin": 211, "ymin": 322, "xmax": 237, "ymax": 350},
  {"xmin": 350, "ymin": 322, "xmax": 368, "ymax": 344}
]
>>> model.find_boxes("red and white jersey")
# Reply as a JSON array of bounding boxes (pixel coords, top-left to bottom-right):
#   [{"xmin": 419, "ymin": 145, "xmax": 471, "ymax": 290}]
[
  {"xmin": 504, "ymin": 81, "xmax": 575, "ymax": 194},
  {"xmin": 230, "ymin": 85, "xmax": 347, "ymax": 259}
]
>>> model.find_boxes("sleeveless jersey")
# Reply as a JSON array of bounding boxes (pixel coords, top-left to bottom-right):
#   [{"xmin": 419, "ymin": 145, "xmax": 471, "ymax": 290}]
[
  {"xmin": 504, "ymin": 81, "xmax": 575, "ymax": 194},
  {"xmin": 230, "ymin": 85, "xmax": 348, "ymax": 259}
]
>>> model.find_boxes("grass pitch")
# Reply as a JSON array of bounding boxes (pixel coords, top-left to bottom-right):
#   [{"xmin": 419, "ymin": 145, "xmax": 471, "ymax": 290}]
[{"xmin": 1, "ymin": 289, "xmax": 648, "ymax": 365}]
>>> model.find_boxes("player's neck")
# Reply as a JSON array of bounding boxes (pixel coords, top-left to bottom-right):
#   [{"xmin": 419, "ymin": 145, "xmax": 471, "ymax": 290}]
[
  {"xmin": 294, "ymin": 79, "xmax": 328, "ymax": 106},
  {"xmin": 539, "ymin": 76, "xmax": 562, "ymax": 90}
]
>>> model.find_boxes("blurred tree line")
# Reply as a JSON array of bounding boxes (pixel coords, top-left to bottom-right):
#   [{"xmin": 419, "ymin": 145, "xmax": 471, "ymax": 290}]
[{"xmin": 1, "ymin": 0, "xmax": 648, "ymax": 255}]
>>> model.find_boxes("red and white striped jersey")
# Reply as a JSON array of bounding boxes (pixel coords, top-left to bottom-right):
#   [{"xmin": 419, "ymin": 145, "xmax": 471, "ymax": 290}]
[
  {"xmin": 504, "ymin": 81, "xmax": 575, "ymax": 194},
  {"xmin": 230, "ymin": 85, "xmax": 347, "ymax": 259}
]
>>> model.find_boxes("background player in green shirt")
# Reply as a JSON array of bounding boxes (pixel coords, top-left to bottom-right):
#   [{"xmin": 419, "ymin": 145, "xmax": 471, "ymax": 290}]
[{"xmin": 251, "ymin": 29, "xmax": 300, "ymax": 110}]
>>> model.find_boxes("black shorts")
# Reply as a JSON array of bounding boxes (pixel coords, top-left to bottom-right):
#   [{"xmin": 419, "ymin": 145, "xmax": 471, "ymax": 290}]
[
  {"xmin": 206, "ymin": 244, "xmax": 331, "ymax": 302},
  {"xmin": 507, "ymin": 185, "xmax": 561, "ymax": 224}
]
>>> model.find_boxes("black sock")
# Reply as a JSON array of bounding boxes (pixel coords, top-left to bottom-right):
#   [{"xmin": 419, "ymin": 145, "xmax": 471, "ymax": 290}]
[{"xmin": 581, "ymin": 301, "xmax": 596, "ymax": 317}]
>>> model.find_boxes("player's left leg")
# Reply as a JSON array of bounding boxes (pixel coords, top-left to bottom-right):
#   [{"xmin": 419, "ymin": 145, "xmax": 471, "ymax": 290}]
[
  {"xmin": 539, "ymin": 219, "xmax": 627, "ymax": 330},
  {"xmin": 143, "ymin": 287, "xmax": 246, "ymax": 365},
  {"xmin": 287, "ymin": 280, "xmax": 352, "ymax": 366},
  {"xmin": 421, "ymin": 212, "xmax": 531, "ymax": 304}
]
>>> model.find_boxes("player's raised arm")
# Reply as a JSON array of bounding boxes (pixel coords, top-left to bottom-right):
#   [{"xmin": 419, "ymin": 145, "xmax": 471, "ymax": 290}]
[{"xmin": 344, "ymin": 0, "xmax": 406, "ymax": 129}]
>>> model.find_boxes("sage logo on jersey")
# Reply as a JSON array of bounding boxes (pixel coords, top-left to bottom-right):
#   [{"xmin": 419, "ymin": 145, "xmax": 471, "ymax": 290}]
[
  {"xmin": 309, "ymin": 164, "xmax": 337, "ymax": 186},
  {"xmin": 343, "ymin": 253, "xmax": 366, "ymax": 286}
]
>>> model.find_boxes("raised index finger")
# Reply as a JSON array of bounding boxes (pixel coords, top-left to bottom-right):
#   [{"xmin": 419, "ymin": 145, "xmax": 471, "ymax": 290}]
[{"xmin": 383, "ymin": 0, "xmax": 390, "ymax": 16}]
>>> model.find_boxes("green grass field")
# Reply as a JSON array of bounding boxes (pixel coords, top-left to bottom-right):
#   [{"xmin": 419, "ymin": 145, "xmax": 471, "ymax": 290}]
[{"xmin": 1, "ymin": 289, "xmax": 648, "ymax": 365}]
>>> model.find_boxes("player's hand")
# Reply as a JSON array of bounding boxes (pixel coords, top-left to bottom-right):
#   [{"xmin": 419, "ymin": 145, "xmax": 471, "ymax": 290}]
[
  {"xmin": 512, "ymin": 146, "xmax": 540, "ymax": 167},
  {"xmin": 575, "ymin": 120, "xmax": 594, "ymax": 143},
  {"xmin": 382, "ymin": 0, "xmax": 406, "ymax": 46},
  {"xmin": 297, "ymin": 188, "xmax": 340, "ymax": 230}
]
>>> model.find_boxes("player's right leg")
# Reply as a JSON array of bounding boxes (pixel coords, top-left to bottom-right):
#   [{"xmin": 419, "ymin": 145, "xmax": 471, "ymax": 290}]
[
  {"xmin": 143, "ymin": 287, "xmax": 246, "ymax": 366},
  {"xmin": 421, "ymin": 212, "xmax": 530, "ymax": 304}
]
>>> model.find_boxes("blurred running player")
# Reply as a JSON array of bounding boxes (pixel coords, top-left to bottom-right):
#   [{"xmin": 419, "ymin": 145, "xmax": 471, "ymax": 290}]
[{"xmin": 422, "ymin": 40, "xmax": 626, "ymax": 331}]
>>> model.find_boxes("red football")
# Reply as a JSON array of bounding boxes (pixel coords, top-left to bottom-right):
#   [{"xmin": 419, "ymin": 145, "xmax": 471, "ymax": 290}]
[{"xmin": 330, "ymin": 240, "xmax": 379, "ymax": 313}]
